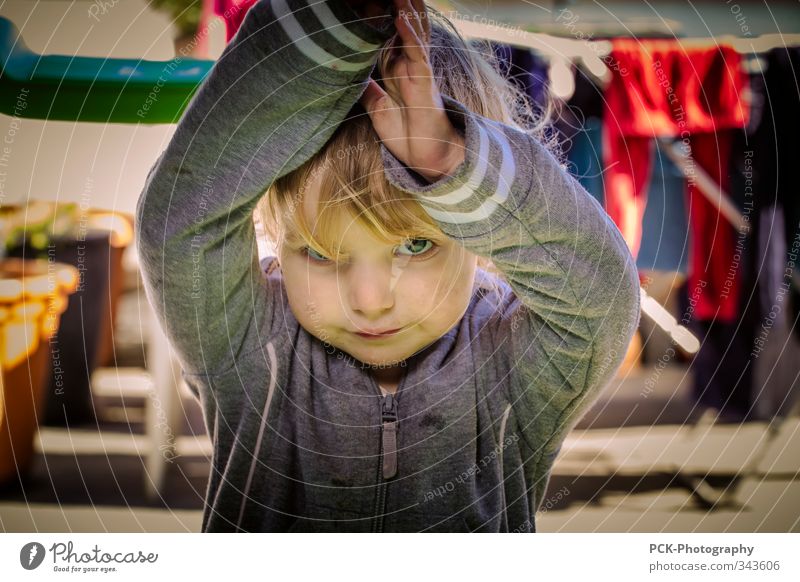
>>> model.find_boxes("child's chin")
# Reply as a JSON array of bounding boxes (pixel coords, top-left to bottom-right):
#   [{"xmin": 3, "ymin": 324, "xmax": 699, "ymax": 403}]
[{"xmin": 346, "ymin": 345, "xmax": 411, "ymax": 368}]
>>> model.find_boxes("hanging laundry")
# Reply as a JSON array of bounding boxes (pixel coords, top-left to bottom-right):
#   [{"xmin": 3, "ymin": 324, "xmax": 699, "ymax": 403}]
[
  {"xmin": 604, "ymin": 39, "xmax": 749, "ymax": 323},
  {"xmin": 556, "ymin": 67, "xmax": 605, "ymax": 204},
  {"xmin": 562, "ymin": 116, "xmax": 605, "ymax": 204},
  {"xmin": 682, "ymin": 125, "xmax": 760, "ymax": 423},
  {"xmin": 750, "ymin": 47, "xmax": 800, "ymax": 341},
  {"xmin": 490, "ymin": 42, "xmax": 563, "ymax": 151},
  {"xmin": 559, "ymin": 68, "xmax": 690, "ymax": 275},
  {"xmin": 490, "ymin": 42, "xmax": 549, "ymax": 109}
]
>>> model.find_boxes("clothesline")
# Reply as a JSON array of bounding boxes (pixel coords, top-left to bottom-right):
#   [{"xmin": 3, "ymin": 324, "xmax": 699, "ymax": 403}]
[
  {"xmin": 452, "ymin": 18, "xmax": 800, "ymax": 61},
  {"xmin": 452, "ymin": 19, "xmax": 800, "ymax": 91}
]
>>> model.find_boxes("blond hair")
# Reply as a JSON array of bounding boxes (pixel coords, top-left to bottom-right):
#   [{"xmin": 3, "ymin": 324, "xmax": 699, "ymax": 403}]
[{"xmin": 256, "ymin": 5, "xmax": 560, "ymax": 287}]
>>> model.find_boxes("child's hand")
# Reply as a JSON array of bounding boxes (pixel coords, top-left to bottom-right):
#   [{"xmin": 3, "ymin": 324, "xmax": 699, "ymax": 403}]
[{"xmin": 359, "ymin": 0, "xmax": 466, "ymax": 183}]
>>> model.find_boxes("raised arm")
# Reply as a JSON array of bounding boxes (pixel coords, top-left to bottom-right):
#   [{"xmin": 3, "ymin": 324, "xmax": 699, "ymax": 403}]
[
  {"xmin": 135, "ymin": 0, "xmax": 396, "ymax": 375},
  {"xmin": 380, "ymin": 94, "xmax": 642, "ymax": 509},
  {"xmin": 358, "ymin": 0, "xmax": 641, "ymax": 511}
]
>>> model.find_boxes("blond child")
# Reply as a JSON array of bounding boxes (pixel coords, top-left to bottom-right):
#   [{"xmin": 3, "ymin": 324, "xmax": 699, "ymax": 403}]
[{"xmin": 136, "ymin": 0, "xmax": 641, "ymax": 532}]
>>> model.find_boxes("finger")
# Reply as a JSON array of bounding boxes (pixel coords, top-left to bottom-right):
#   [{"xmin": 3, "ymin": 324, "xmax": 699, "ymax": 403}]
[
  {"xmin": 400, "ymin": 0, "xmax": 426, "ymax": 44},
  {"xmin": 409, "ymin": 0, "xmax": 431, "ymax": 41},
  {"xmin": 392, "ymin": 0, "xmax": 421, "ymax": 44},
  {"xmin": 396, "ymin": 10, "xmax": 428, "ymax": 66},
  {"xmin": 389, "ymin": 0, "xmax": 422, "ymax": 58}
]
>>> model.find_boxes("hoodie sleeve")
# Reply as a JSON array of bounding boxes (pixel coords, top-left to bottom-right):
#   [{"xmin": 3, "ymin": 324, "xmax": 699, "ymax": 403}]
[
  {"xmin": 135, "ymin": 0, "xmax": 396, "ymax": 376},
  {"xmin": 380, "ymin": 94, "xmax": 642, "ymax": 508}
]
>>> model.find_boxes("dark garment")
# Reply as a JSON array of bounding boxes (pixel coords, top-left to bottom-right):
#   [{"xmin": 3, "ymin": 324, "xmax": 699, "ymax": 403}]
[
  {"xmin": 490, "ymin": 42, "xmax": 549, "ymax": 109},
  {"xmin": 750, "ymin": 47, "xmax": 800, "ymax": 341},
  {"xmin": 677, "ymin": 180, "xmax": 759, "ymax": 421},
  {"xmin": 682, "ymin": 48, "xmax": 800, "ymax": 421}
]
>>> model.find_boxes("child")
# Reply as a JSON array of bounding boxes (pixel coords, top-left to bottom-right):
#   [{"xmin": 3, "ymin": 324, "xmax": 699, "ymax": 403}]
[{"xmin": 135, "ymin": 0, "xmax": 641, "ymax": 532}]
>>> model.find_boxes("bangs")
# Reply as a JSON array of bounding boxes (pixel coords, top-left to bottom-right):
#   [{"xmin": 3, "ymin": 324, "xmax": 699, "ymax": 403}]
[
  {"xmin": 253, "ymin": 8, "xmax": 551, "ymax": 290},
  {"xmin": 262, "ymin": 110, "xmax": 446, "ymax": 261}
]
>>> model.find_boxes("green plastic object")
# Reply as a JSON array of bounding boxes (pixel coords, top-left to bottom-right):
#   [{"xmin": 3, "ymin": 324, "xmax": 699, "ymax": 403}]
[{"xmin": 0, "ymin": 16, "xmax": 214, "ymax": 124}]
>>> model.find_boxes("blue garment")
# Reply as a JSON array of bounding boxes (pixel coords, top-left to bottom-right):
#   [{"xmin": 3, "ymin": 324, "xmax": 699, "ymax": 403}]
[
  {"xmin": 563, "ymin": 116, "xmax": 689, "ymax": 274},
  {"xmin": 638, "ymin": 147, "xmax": 690, "ymax": 274}
]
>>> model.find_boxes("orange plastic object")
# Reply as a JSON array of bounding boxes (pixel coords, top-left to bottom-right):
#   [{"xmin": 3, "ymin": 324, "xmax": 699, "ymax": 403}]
[{"xmin": 0, "ymin": 258, "xmax": 78, "ymax": 485}]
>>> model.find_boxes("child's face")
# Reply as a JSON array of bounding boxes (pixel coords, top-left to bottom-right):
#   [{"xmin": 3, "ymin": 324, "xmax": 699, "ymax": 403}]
[{"xmin": 277, "ymin": 174, "xmax": 478, "ymax": 368}]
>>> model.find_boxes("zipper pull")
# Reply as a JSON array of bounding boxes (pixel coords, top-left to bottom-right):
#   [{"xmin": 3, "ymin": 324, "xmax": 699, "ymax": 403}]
[{"xmin": 381, "ymin": 394, "xmax": 398, "ymax": 479}]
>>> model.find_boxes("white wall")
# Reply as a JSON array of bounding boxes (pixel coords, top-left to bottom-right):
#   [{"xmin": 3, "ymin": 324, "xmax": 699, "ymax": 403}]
[{"xmin": 0, "ymin": 0, "xmax": 227, "ymax": 215}]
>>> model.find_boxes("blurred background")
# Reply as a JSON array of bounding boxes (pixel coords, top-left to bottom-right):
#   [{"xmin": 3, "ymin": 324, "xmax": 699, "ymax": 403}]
[{"xmin": 0, "ymin": 0, "xmax": 798, "ymax": 532}]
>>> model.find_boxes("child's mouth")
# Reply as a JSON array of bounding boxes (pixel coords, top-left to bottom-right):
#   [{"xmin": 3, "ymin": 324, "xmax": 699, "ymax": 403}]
[{"xmin": 354, "ymin": 328, "xmax": 402, "ymax": 339}]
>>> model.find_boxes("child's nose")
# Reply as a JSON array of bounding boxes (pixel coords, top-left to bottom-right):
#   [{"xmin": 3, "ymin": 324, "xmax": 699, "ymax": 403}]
[{"xmin": 344, "ymin": 262, "xmax": 396, "ymax": 316}]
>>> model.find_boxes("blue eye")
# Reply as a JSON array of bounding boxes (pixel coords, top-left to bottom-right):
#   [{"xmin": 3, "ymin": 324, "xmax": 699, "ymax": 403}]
[
  {"xmin": 396, "ymin": 238, "xmax": 434, "ymax": 257},
  {"xmin": 302, "ymin": 246, "xmax": 331, "ymax": 262}
]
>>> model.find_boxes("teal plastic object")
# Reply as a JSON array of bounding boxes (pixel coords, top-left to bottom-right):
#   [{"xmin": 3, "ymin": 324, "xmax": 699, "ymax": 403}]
[{"xmin": 0, "ymin": 16, "xmax": 214, "ymax": 124}]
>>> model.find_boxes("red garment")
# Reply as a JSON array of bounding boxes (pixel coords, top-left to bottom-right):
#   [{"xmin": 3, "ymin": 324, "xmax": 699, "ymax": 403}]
[
  {"xmin": 210, "ymin": 0, "xmax": 258, "ymax": 42},
  {"xmin": 603, "ymin": 39, "xmax": 749, "ymax": 322}
]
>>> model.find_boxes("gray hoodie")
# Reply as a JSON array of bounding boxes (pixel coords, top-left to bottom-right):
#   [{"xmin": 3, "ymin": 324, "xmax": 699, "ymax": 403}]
[{"xmin": 135, "ymin": 0, "xmax": 641, "ymax": 532}]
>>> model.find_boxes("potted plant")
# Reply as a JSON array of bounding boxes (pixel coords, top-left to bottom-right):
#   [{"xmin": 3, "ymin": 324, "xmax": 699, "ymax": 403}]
[
  {"xmin": 0, "ymin": 257, "xmax": 78, "ymax": 486},
  {"xmin": 1, "ymin": 201, "xmax": 134, "ymax": 427}
]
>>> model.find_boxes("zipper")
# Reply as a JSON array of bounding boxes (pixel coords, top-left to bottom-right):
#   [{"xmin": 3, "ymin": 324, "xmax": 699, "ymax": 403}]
[
  {"xmin": 381, "ymin": 394, "xmax": 399, "ymax": 479},
  {"xmin": 372, "ymin": 392, "xmax": 398, "ymax": 532},
  {"xmin": 368, "ymin": 371, "xmax": 406, "ymax": 533}
]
